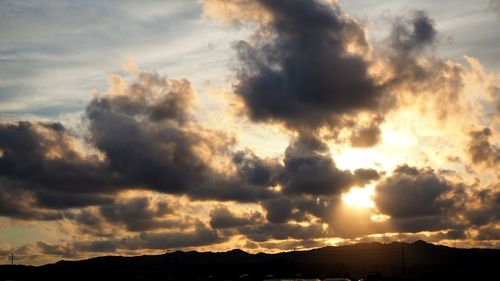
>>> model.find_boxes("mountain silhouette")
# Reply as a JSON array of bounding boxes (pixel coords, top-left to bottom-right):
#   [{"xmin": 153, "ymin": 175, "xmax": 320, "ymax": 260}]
[{"xmin": 1, "ymin": 241, "xmax": 498, "ymax": 281}]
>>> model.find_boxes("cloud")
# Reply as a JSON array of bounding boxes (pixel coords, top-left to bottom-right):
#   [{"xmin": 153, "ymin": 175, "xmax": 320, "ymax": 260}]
[
  {"xmin": 0, "ymin": 179, "xmax": 62, "ymax": 220},
  {"xmin": 390, "ymin": 10, "xmax": 437, "ymax": 55},
  {"xmin": 280, "ymin": 138, "xmax": 354, "ymax": 195},
  {"xmin": 85, "ymin": 73, "xmax": 223, "ymax": 194},
  {"xmin": 353, "ymin": 168, "xmax": 381, "ymax": 184},
  {"xmin": 349, "ymin": 122, "xmax": 382, "ymax": 148},
  {"xmin": 0, "ymin": 71, "xmax": 276, "ymax": 211},
  {"xmin": 373, "ymin": 165, "xmax": 466, "ymax": 233},
  {"xmin": 279, "ymin": 137, "xmax": 380, "ymax": 196},
  {"xmin": 65, "ymin": 196, "xmax": 189, "ymax": 237},
  {"xmin": 37, "ymin": 223, "xmax": 225, "ymax": 255},
  {"xmin": 476, "ymin": 225, "xmax": 500, "ymax": 240},
  {"xmin": 35, "ymin": 191, "xmax": 114, "ymax": 210},
  {"xmin": 122, "ymin": 224, "xmax": 225, "ymax": 250},
  {"xmin": 0, "ymin": 120, "xmax": 126, "ymax": 216},
  {"xmin": 37, "ymin": 241, "xmax": 76, "ymax": 257},
  {"xmin": 209, "ymin": 205, "xmax": 262, "ymax": 229},
  {"xmin": 98, "ymin": 196, "xmax": 181, "ymax": 232},
  {"xmin": 205, "ymin": 0, "xmax": 386, "ymax": 139},
  {"xmin": 231, "ymin": 150, "xmax": 279, "ymax": 187},
  {"xmin": 261, "ymin": 198, "xmax": 295, "ymax": 224},
  {"xmin": 489, "ymin": 85, "xmax": 500, "ymax": 117},
  {"xmin": 467, "ymin": 128, "xmax": 500, "ymax": 168},
  {"xmin": 238, "ymin": 221, "xmax": 331, "ymax": 242},
  {"xmin": 257, "ymin": 195, "xmax": 339, "ymax": 229},
  {"xmin": 375, "ymin": 165, "xmax": 458, "ymax": 219},
  {"xmin": 202, "ymin": 0, "xmax": 271, "ymax": 25},
  {"xmin": 205, "ymin": 2, "xmax": 467, "ymax": 149},
  {"xmin": 0, "ymin": 244, "xmax": 37, "ymax": 262},
  {"xmin": 465, "ymin": 187, "xmax": 500, "ymax": 227},
  {"xmin": 384, "ymin": 10, "xmax": 465, "ymax": 120},
  {"xmin": 82, "ymin": 72, "xmax": 276, "ymax": 203},
  {"xmin": 193, "ymin": 137, "xmax": 378, "ymax": 201},
  {"xmin": 0, "ymin": 102, "xmax": 388, "ymax": 242},
  {"xmin": 389, "ymin": 216, "xmax": 459, "ymax": 233},
  {"xmin": 491, "ymin": 0, "xmax": 500, "ymax": 17},
  {"xmin": 0, "ymin": 121, "xmax": 120, "ymax": 195}
]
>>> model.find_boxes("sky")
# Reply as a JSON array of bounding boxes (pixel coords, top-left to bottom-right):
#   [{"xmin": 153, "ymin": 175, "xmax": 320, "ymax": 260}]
[{"xmin": 0, "ymin": 0, "xmax": 499, "ymax": 265}]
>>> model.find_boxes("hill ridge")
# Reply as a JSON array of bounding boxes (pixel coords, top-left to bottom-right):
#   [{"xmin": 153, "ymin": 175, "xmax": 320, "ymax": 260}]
[{"xmin": 1, "ymin": 240, "xmax": 498, "ymax": 281}]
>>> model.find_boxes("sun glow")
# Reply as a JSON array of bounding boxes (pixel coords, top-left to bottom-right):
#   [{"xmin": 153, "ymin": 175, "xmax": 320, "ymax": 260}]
[{"xmin": 342, "ymin": 186, "xmax": 375, "ymax": 208}]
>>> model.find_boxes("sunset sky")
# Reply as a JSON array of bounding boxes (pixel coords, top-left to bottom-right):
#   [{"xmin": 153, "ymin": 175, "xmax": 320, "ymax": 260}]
[{"xmin": 0, "ymin": 0, "xmax": 499, "ymax": 265}]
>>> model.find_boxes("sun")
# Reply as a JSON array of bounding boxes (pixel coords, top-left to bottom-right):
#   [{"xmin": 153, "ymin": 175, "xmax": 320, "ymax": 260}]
[{"xmin": 342, "ymin": 186, "xmax": 375, "ymax": 208}]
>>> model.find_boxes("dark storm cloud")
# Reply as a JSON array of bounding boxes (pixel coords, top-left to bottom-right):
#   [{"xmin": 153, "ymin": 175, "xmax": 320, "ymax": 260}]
[
  {"xmin": 292, "ymin": 196, "xmax": 337, "ymax": 222},
  {"xmin": 65, "ymin": 210, "xmax": 108, "ymax": 236},
  {"xmin": 194, "ymin": 137, "xmax": 378, "ymax": 201},
  {"xmin": 0, "ymin": 121, "xmax": 121, "ymax": 194},
  {"xmin": 260, "ymin": 195, "xmax": 340, "ymax": 227},
  {"xmin": 0, "ymin": 120, "xmax": 127, "ymax": 216},
  {"xmin": 35, "ymin": 191, "xmax": 114, "ymax": 210},
  {"xmin": 375, "ymin": 165, "xmax": 461, "ymax": 228},
  {"xmin": 249, "ymin": 137, "xmax": 380, "ymax": 226},
  {"xmin": 85, "ymin": 74, "xmax": 218, "ymax": 194},
  {"xmin": 0, "ymin": 72, "xmax": 272, "ymax": 216},
  {"xmin": 261, "ymin": 198, "xmax": 295, "ymax": 224},
  {"xmin": 353, "ymin": 168, "xmax": 381, "ymax": 184},
  {"xmin": 85, "ymin": 73, "xmax": 277, "ymax": 203},
  {"xmin": 83, "ymin": 72, "xmax": 297, "ymax": 204},
  {"xmin": 232, "ymin": 0, "xmax": 385, "ymax": 133},
  {"xmin": 280, "ymin": 137, "xmax": 353, "ymax": 195},
  {"xmin": 212, "ymin": 2, "xmax": 463, "ymax": 148},
  {"xmin": 279, "ymin": 137, "xmax": 379, "ymax": 196},
  {"xmin": 371, "ymin": 164, "xmax": 476, "ymax": 233},
  {"xmin": 467, "ymin": 128, "xmax": 500, "ymax": 168},
  {"xmin": 232, "ymin": 150, "xmax": 279, "ymax": 186},
  {"xmin": 390, "ymin": 10, "xmax": 436, "ymax": 55},
  {"xmin": 188, "ymin": 177, "xmax": 276, "ymax": 203},
  {"xmin": 209, "ymin": 205, "xmax": 262, "ymax": 229},
  {"xmin": 0, "ymin": 70, "xmax": 345, "ymax": 233},
  {"xmin": 465, "ymin": 188, "xmax": 500, "ymax": 227},
  {"xmin": 0, "ymin": 180, "xmax": 62, "ymax": 220},
  {"xmin": 98, "ymin": 197, "xmax": 181, "ymax": 232},
  {"xmin": 63, "ymin": 197, "xmax": 189, "ymax": 235},
  {"xmin": 385, "ymin": 10, "xmax": 465, "ymax": 119},
  {"xmin": 0, "ymin": 71, "xmax": 283, "ymax": 220}
]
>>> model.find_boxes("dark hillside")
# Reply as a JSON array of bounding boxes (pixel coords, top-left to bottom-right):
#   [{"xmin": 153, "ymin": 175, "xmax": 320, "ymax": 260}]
[{"xmin": 1, "ymin": 241, "xmax": 498, "ymax": 281}]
